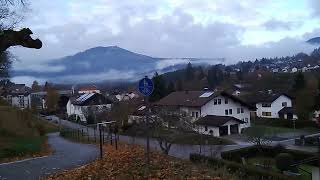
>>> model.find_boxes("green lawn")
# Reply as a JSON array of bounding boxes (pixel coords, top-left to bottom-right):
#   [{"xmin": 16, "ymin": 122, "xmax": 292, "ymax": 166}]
[
  {"xmin": 246, "ymin": 157, "xmax": 314, "ymax": 180},
  {"xmin": 0, "ymin": 136, "xmax": 47, "ymax": 160},
  {"xmin": 121, "ymin": 125, "xmax": 234, "ymax": 145}
]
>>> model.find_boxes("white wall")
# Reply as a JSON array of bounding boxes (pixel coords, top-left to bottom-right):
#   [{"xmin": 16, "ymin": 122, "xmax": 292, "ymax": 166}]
[
  {"xmin": 196, "ymin": 120, "xmax": 241, "ymax": 137},
  {"xmin": 179, "ymin": 107, "xmax": 201, "ymax": 122},
  {"xmin": 256, "ymin": 95, "xmax": 292, "ymax": 119},
  {"xmin": 201, "ymin": 96, "xmax": 251, "ymax": 129},
  {"xmin": 66, "ymin": 100, "xmax": 111, "ymax": 122},
  {"xmin": 7, "ymin": 95, "xmax": 31, "ymax": 109}
]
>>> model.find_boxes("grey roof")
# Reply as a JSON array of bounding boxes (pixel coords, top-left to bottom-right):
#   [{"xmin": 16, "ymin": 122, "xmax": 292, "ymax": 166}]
[
  {"xmin": 71, "ymin": 93, "xmax": 112, "ymax": 106},
  {"xmin": 194, "ymin": 115, "xmax": 245, "ymax": 127},
  {"xmin": 278, "ymin": 107, "xmax": 294, "ymax": 114}
]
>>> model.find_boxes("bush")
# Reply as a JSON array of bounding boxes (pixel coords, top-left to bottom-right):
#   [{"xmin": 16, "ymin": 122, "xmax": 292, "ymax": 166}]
[
  {"xmin": 275, "ymin": 153, "xmax": 294, "ymax": 172},
  {"xmin": 253, "ymin": 118, "xmax": 319, "ymax": 129},
  {"xmin": 190, "ymin": 154, "xmax": 294, "ymax": 180},
  {"xmin": 221, "ymin": 145, "xmax": 318, "ymax": 166},
  {"xmin": 36, "ymin": 123, "xmax": 46, "ymax": 136}
]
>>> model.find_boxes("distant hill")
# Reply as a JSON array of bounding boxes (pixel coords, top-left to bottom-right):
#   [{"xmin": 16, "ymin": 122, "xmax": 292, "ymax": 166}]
[
  {"xmin": 307, "ymin": 37, "xmax": 320, "ymax": 45},
  {"xmin": 13, "ymin": 46, "xmax": 222, "ymax": 84}
]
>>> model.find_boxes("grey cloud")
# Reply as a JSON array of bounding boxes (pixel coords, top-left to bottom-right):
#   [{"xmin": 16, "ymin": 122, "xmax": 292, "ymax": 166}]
[
  {"xmin": 309, "ymin": 0, "xmax": 320, "ymax": 17},
  {"xmin": 263, "ymin": 19, "xmax": 300, "ymax": 31}
]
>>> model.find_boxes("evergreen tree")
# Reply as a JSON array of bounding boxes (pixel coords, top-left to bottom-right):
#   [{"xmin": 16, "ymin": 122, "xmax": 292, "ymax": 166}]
[
  {"xmin": 197, "ymin": 66, "xmax": 205, "ymax": 80},
  {"xmin": 185, "ymin": 62, "xmax": 194, "ymax": 80},
  {"xmin": 31, "ymin": 80, "xmax": 41, "ymax": 92},
  {"xmin": 177, "ymin": 79, "xmax": 183, "ymax": 91},
  {"xmin": 149, "ymin": 72, "xmax": 167, "ymax": 102},
  {"xmin": 293, "ymin": 72, "xmax": 305, "ymax": 90},
  {"xmin": 167, "ymin": 81, "xmax": 175, "ymax": 94},
  {"xmin": 207, "ymin": 66, "xmax": 224, "ymax": 88}
]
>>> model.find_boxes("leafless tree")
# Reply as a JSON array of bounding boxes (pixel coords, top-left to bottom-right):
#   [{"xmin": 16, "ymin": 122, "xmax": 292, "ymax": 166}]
[
  {"xmin": 151, "ymin": 108, "xmax": 193, "ymax": 155},
  {"xmin": 245, "ymin": 126, "xmax": 272, "ymax": 147}
]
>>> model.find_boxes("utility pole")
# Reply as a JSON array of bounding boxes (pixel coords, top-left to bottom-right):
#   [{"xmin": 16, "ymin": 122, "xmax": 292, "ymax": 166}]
[
  {"xmin": 145, "ymin": 96, "xmax": 150, "ymax": 167},
  {"xmin": 99, "ymin": 125, "xmax": 103, "ymax": 159}
]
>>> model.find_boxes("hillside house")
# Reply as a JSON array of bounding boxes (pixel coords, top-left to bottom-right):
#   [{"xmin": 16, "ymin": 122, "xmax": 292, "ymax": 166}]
[
  {"xmin": 1, "ymin": 84, "xmax": 31, "ymax": 109},
  {"xmin": 67, "ymin": 93, "xmax": 112, "ymax": 122},
  {"xmin": 254, "ymin": 93, "xmax": 296, "ymax": 119},
  {"xmin": 155, "ymin": 91, "xmax": 255, "ymax": 137}
]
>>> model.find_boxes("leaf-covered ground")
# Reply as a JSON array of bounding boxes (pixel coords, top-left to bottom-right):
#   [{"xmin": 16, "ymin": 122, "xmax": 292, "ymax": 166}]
[{"xmin": 46, "ymin": 144, "xmax": 229, "ymax": 180}]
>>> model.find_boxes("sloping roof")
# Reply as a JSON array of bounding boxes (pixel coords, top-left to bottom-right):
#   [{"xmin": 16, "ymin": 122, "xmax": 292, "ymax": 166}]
[
  {"xmin": 278, "ymin": 107, "xmax": 294, "ymax": 114},
  {"xmin": 79, "ymin": 85, "xmax": 98, "ymax": 91},
  {"xmin": 241, "ymin": 93, "xmax": 293, "ymax": 104},
  {"xmin": 155, "ymin": 91, "xmax": 255, "ymax": 110},
  {"xmin": 71, "ymin": 93, "xmax": 112, "ymax": 106},
  {"xmin": 194, "ymin": 115, "xmax": 245, "ymax": 127}
]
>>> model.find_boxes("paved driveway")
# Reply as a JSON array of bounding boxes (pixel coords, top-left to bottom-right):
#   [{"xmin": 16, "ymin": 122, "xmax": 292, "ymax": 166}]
[{"xmin": 0, "ymin": 133, "xmax": 98, "ymax": 180}]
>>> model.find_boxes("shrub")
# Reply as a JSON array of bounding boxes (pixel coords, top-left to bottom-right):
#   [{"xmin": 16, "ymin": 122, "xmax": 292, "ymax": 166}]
[
  {"xmin": 36, "ymin": 123, "xmax": 46, "ymax": 136},
  {"xmin": 190, "ymin": 154, "xmax": 294, "ymax": 180},
  {"xmin": 275, "ymin": 153, "xmax": 294, "ymax": 172},
  {"xmin": 221, "ymin": 145, "xmax": 317, "ymax": 164}
]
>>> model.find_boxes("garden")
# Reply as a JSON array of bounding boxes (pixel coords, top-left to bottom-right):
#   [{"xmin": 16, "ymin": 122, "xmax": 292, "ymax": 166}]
[{"xmin": 220, "ymin": 145, "xmax": 319, "ymax": 179}]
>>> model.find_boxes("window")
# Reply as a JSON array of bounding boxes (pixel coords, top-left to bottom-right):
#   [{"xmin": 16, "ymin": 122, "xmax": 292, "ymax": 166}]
[
  {"xmin": 225, "ymin": 98, "xmax": 228, "ymax": 104},
  {"xmin": 282, "ymin": 102, "xmax": 287, "ymax": 107},
  {"xmin": 262, "ymin": 103, "xmax": 271, "ymax": 107},
  {"xmin": 19, "ymin": 95, "xmax": 24, "ymax": 107},
  {"xmin": 225, "ymin": 109, "xmax": 229, "ymax": 115},
  {"xmin": 262, "ymin": 112, "xmax": 272, "ymax": 116},
  {"xmin": 241, "ymin": 108, "xmax": 244, "ymax": 113},
  {"xmin": 195, "ymin": 112, "xmax": 199, "ymax": 118},
  {"xmin": 218, "ymin": 99, "xmax": 221, "ymax": 104},
  {"xmin": 192, "ymin": 112, "xmax": 195, "ymax": 117},
  {"xmin": 214, "ymin": 99, "xmax": 217, "ymax": 105},
  {"xmin": 237, "ymin": 108, "xmax": 240, "ymax": 114},
  {"xmin": 229, "ymin": 109, "xmax": 232, "ymax": 115},
  {"xmin": 205, "ymin": 126, "xmax": 208, "ymax": 131}
]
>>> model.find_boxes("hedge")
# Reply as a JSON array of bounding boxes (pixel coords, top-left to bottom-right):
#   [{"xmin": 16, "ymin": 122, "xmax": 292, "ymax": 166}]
[
  {"xmin": 190, "ymin": 154, "xmax": 295, "ymax": 180},
  {"xmin": 221, "ymin": 145, "xmax": 318, "ymax": 166},
  {"xmin": 253, "ymin": 118, "xmax": 319, "ymax": 129}
]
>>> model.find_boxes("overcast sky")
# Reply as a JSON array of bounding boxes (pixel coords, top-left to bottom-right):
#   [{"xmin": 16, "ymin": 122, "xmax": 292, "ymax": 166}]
[{"xmin": 10, "ymin": 0, "xmax": 320, "ymax": 70}]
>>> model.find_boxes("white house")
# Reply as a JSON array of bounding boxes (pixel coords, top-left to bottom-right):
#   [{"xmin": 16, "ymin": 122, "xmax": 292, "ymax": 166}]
[
  {"xmin": 255, "ymin": 93, "xmax": 295, "ymax": 119},
  {"xmin": 67, "ymin": 93, "xmax": 112, "ymax": 122},
  {"xmin": 1, "ymin": 84, "xmax": 31, "ymax": 109},
  {"xmin": 155, "ymin": 91, "xmax": 255, "ymax": 137}
]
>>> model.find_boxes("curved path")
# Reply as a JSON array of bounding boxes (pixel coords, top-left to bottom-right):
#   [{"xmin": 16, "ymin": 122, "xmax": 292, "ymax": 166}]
[{"xmin": 0, "ymin": 133, "xmax": 99, "ymax": 180}]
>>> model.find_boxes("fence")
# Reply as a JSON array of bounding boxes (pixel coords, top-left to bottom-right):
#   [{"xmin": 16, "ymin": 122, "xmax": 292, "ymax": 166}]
[{"xmin": 60, "ymin": 122, "xmax": 118, "ymax": 158}]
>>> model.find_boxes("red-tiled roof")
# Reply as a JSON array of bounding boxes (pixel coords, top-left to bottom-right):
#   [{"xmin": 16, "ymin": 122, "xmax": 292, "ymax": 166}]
[{"xmin": 79, "ymin": 85, "xmax": 98, "ymax": 91}]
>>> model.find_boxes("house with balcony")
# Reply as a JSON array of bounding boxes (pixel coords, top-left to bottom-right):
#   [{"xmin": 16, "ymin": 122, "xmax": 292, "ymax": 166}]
[{"xmin": 155, "ymin": 91, "xmax": 255, "ymax": 137}]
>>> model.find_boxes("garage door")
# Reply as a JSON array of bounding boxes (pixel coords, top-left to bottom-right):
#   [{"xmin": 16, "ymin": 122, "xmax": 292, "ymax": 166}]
[
  {"xmin": 219, "ymin": 126, "xmax": 228, "ymax": 136},
  {"xmin": 230, "ymin": 124, "xmax": 239, "ymax": 134}
]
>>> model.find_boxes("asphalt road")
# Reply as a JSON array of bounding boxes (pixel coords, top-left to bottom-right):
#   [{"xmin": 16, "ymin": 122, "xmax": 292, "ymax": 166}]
[
  {"xmin": 59, "ymin": 119, "xmax": 249, "ymax": 159},
  {"xmin": 0, "ymin": 133, "xmax": 98, "ymax": 180}
]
